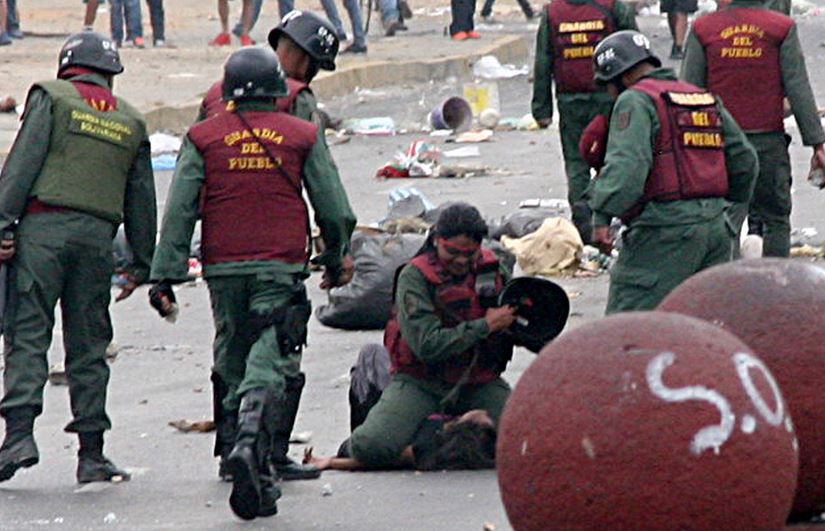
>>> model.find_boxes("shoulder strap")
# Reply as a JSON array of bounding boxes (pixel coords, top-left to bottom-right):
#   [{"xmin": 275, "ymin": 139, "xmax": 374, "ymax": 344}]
[{"xmin": 579, "ymin": 0, "xmax": 617, "ymax": 28}]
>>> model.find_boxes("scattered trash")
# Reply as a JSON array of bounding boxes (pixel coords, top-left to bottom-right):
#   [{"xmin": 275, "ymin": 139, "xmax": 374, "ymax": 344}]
[
  {"xmin": 376, "ymin": 140, "xmax": 442, "ymax": 179},
  {"xmin": 501, "ymin": 217, "xmax": 584, "ymax": 276},
  {"xmin": 149, "ymin": 132, "xmax": 182, "ymax": 154},
  {"xmin": 387, "ymin": 187, "xmax": 435, "ymax": 220},
  {"xmin": 168, "ymin": 419, "xmax": 216, "ymax": 433},
  {"xmin": 347, "ymin": 116, "xmax": 396, "ymax": 136},
  {"xmin": 490, "ymin": 206, "xmax": 571, "ymax": 240},
  {"xmin": 479, "ymin": 108, "xmax": 501, "ymax": 129},
  {"xmin": 429, "ymin": 97, "xmax": 473, "ymax": 132},
  {"xmin": 103, "ymin": 512, "xmax": 118, "ymax": 524},
  {"xmin": 740, "ymin": 234, "xmax": 763, "ymax": 260},
  {"xmin": 317, "ymin": 230, "xmax": 426, "ymax": 330},
  {"xmin": 0, "ymin": 95, "xmax": 16, "ymax": 113},
  {"xmin": 483, "ymin": 523, "xmax": 496, "ymax": 531},
  {"xmin": 151, "ymin": 153, "xmax": 177, "ymax": 171},
  {"xmin": 444, "ymin": 146, "xmax": 481, "ymax": 158},
  {"xmin": 437, "ymin": 164, "xmax": 490, "ymax": 178},
  {"xmin": 519, "ymin": 198, "xmax": 568, "ymax": 210},
  {"xmin": 463, "ymin": 82, "xmax": 500, "ymax": 115},
  {"xmin": 472, "ymin": 55, "xmax": 529, "ymax": 80},
  {"xmin": 790, "ymin": 244, "xmax": 824, "ymax": 258},
  {"xmin": 516, "ymin": 113, "xmax": 539, "ymax": 131},
  {"xmin": 48, "ymin": 363, "xmax": 68, "ymax": 386},
  {"xmin": 455, "ymin": 129, "xmax": 494, "ymax": 143},
  {"xmin": 290, "ymin": 431, "xmax": 313, "ymax": 444},
  {"xmin": 791, "ymin": 226, "xmax": 819, "ymax": 246},
  {"xmin": 321, "ymin": 483, "xmax": 334, "ymax": 496},
  {"xmin": 429, "ymin": 129, "xmax": 452, "ymax": 137},
  {"xmin": 580, "ymin": 245, "xmax": 613, "ymax": 273},
  {"xmin": 106, "ymin": 341, "xmax": 119, "ymax": 361}
]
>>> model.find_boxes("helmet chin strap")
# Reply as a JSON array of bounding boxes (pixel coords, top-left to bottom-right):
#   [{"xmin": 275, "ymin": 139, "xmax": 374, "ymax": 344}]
[{"xmin": 304, "ymin": 60, "xmax": 320, "ymax": 83}]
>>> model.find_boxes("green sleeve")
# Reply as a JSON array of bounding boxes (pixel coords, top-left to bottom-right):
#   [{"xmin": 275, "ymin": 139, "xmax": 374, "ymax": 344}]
[
  {"xmin": 396, "ymin": 265, "xmax": 491, "ymax": 365},
  {"xmin": 122, "ymin": 133, "xmax": 158, "ymax": 284},
  {"xmin": 781, "ymin": 25, "xmax": 825, "ymax": 146},
  {"xmin": 531, "ymin": 10, "xmax": 554, "ymax": 123},
  {"xmin": 719, "ymin": 100, "xmax": 759, "ymax": 203},
  {"xmin": 613, "ymin": 0, "xmax": 639, "ymax": 30},
  {"xmin": 302, "ymin": 127, "xmax": 356, "ymax": 269},
  {"xmin": 150, "ymin": 137, "xmax": 205, "ymax": 282},
  {"xmin": 588, "ymin": 90, "xmax": 656, "ymax": 221},
  {"xmin": 680, "ymin": 30, "xmax": 708, "ymax": 87},
  {"xmin": 291, "ymin": 90, "xmax": 317, "ymax": 123},
  {"xmin": 0, "ymin": 89, "xmax": 53, "ymax": 230}
]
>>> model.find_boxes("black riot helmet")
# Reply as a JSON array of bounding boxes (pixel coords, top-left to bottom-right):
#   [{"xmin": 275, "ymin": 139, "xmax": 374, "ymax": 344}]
[
  {"xmin": 222, "ymin": 46, "xmax": 289, "ymax": 102},
  {"xmin": 268, "ymin": 10, "xmax": 339, "ymax": 72},
  {"xmin": 57, "ymin": 30, "xmax": 124, "ymax": 76},
  {"xmin": 499, "ymin": 277, "xmax": 570, "ymax": 353},
  {"xmin": 593, "ymin": 30, "xmax": 661, "ymax": 85}
]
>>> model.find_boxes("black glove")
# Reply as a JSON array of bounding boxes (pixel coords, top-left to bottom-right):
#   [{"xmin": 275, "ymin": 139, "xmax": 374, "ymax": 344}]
[{"xmin": 149, "ymin": 282, "xmax": 178, "ymax": 320}]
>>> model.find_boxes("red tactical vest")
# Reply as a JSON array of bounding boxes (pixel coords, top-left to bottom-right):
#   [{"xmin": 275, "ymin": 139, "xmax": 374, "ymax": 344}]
[
  {"xmin": 547, "ymin": 0, "xmax": 615, "ymax": 93},
  {"xmin": 200, "ymin": 78, "xmax": 311, "ymax": 119},
  {"xmin": 386, "ymin": 249, "xmax": 512, "ymax": 385},
  {"xmin": 622, "ymin": 78, "xmax": 729, "ymax": 222},
  {"xmin": 187, "ymin": 109, "xmax": 318, "ymax": 265},
  {"xmin": 693, "ymin": 7, "xmax": 792, "ymax": 132}
]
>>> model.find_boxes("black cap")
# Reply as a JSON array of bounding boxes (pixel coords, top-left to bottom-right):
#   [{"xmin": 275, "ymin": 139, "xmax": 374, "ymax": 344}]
[
  {"xmin": 58, "ymin": 30, "xmax": 124, "ymax": 75},
  {"xmin": 268, "ymin": 10, "xmax": 339, "ymax": 71},
  {"xmin": 593, "ymin": 30, "xmax": 661, "ymax": 85},
  {"xmin": 222, "ymin": 47, "xmax": 289, "ymax": 101}
]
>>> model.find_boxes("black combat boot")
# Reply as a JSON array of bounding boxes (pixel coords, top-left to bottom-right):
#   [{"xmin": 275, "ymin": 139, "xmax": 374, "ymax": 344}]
[
  {"xmin": 271, "ymin": 374, "xmax": 320, "ymax": 481},
  {"xmin": 0, "ymin": 406, "xmax": 39, "ymax": 482},
  {"xmin": 212, "ymin": 372, "xmax": 237, "ymax": 481},
  {"xmin": 76, "ymin": 431, "xmax": 130, "ymax": 483},
  {"xmin": 227, "ymin": 388, "xmax": 281, "ymax": 520},
  {"xmin": 216, "ymin": 410, "xmax": 238, "ymax": 482}
]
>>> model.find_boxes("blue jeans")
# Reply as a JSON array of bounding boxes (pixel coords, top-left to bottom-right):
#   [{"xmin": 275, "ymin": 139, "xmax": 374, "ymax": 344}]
[
  {"xmin": 110, "ymin": 0, "xmax": 143, "ymax": 43},
  {"xmin": 342, "ymin": 0, "xmax": 367, "ymax": 46},
  {"xmin": 6, "ymin": 0, "xmax": 19, "ymax": 32},
  {"xmin": 379, "ymin": 0, "xmax": 399, "ymax": 23},
  {"xmin": 145, "ymin": 0, "xmax": 165, "ymax": 41}
]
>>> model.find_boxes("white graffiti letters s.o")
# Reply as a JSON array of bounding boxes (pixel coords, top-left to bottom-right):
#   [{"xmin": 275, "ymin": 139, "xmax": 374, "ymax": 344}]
[
  {"xmin": 734, "ymin": 352, "xmax": 784, "ymax": 427},
  {"xmin": 645, "ymin": 352, "xmax": 735, "ymax": 455}
]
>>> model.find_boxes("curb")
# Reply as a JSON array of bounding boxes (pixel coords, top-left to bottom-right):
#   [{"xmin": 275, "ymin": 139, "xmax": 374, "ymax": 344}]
[{"xmin": 143, "ymin": 34, "xmax": 531, "ymax": 134}]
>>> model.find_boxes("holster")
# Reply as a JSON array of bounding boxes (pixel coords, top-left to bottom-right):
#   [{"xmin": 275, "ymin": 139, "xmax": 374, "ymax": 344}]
[{"xmin": 246, "ymin": 284, "xmax": 312, "ymax": 357}]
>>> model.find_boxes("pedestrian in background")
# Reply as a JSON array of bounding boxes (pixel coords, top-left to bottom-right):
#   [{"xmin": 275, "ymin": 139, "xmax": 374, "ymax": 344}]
[
  {"xmin": 0, "ymin": 0, "xmax": 10, "ymax": 45},
  {"xmin": 661, "ymin": 0, "xmax": 696, "ymax": 58},
  {"xmin": 0, "ymin": 31, "xmax": 157, "ymax": 485},
  {"xmin": 6, "ymin": 0, "xmax": 22, "ymax": 40},
  {"xmin": 211, "ymin": 0, "xmax": 255, "ymax": 46},
  {"xmin": 110, "ymin": 0, "xmax": 145, "ymax": 47},
  {"xmin": 450, "ymin": 0, "xmax": 481, "ymax": 39},
  {"xmin": 150, "ymin": 46, "xmax": 355, "ymax": 520},
  {"xmin": 588, "ymin": 30, "xmax": 758, "ymax": 313},
  {"xmin": 144, "ymin": 0, "xmax": 165, "ymax": 46},
  {"xmin": 681, "ymin": 0, "xmax": 825, "ymax": 257},
  {"xmin": 531, "ymin": 0, "xmax": 636, "ymax": 243},
  {"xmin": 480, "ymin": 0, "xmax": 535, "ymax": 22}
]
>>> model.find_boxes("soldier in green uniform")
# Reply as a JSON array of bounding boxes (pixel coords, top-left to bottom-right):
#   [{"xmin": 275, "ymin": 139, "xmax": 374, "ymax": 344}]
[
  {"xmin": 149, "ymin": 47, "xmax": 355, "ymax": 520},
  {"xmin": 681, "ymin": 0, "xmax": 825, "ymax": 257},
  {"xmin": 0, "ymin": 31, "xmax": 157, "ymax": 484},
  {"xmin": 588, "ymin": 31, "xmax": 758, "ymax": 313},
  {"xmin": 531, "ymin": 0, "xmax": 636, "ymax": 243},
  {"xmin": 197, "ymin": 11, "xmax": 345, "ymax": 483},
  {"xmin": 346, "ymin": 203, "xmax": 517, "ymax": 469}
]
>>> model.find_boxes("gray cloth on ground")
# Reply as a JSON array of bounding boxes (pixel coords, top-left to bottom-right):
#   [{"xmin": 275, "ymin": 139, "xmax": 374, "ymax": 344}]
[{"xmin": 316, "ymin": 230, "xmax": 426, "ymax": 330}]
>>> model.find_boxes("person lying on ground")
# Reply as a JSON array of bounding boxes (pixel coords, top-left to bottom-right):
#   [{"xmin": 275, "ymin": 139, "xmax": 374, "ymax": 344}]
[{"xmin": 304, "ymin": 409, "xmax": 497, "ymax": 471}]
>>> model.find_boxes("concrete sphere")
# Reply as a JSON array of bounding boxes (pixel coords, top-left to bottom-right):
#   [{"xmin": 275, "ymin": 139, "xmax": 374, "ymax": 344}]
[
  {"xmin": 659, "ymin": 259, "xmax": 825, "ymax": 518},
  {"xmin": 497, "ymin": 311, "xmax": 798, "ymax": 531}
]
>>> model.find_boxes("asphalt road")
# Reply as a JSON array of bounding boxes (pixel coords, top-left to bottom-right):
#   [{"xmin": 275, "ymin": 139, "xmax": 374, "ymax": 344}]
[{"xmin": 1, "ymin": 11, "xmax": 825, "ymax": 531}]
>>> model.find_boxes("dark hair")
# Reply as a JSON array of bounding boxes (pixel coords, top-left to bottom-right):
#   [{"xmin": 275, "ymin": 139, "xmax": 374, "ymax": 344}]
[
  {"xmin": 414, "ymin": 421, "xmax": 497, "ymax": 471},
  {"xmin": 434, "ymin": 203, "xmax": 488, "ymax": 242}
]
